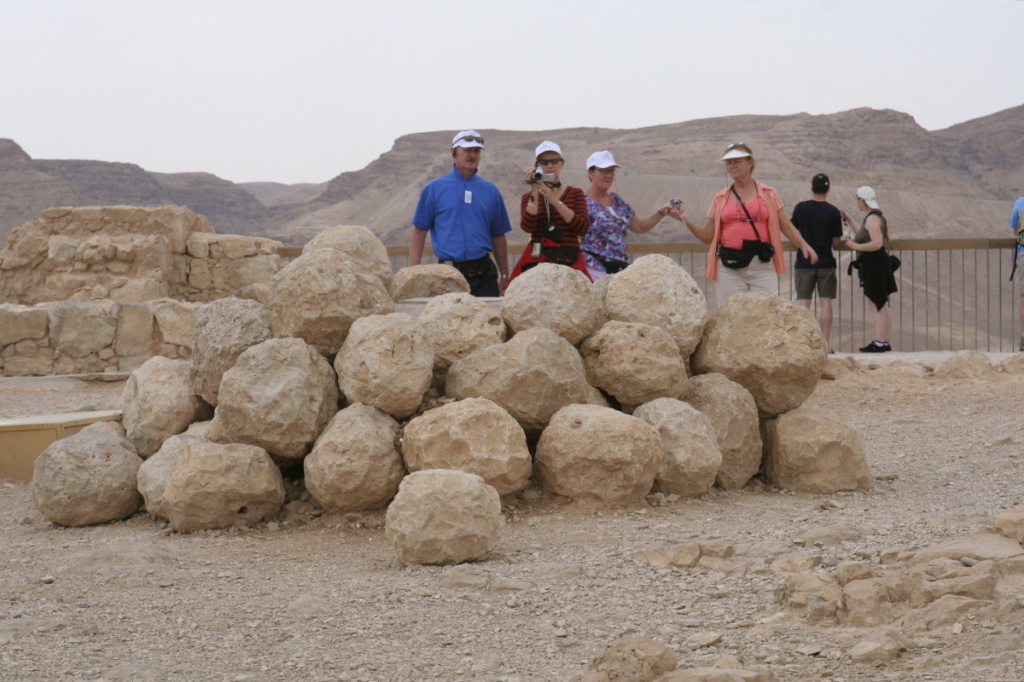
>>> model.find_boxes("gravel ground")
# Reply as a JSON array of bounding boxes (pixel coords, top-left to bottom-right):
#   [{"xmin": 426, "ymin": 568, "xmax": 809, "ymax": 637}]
[{"xmin": 1, "ymin": 352, "xmax": 1023, "ymax": 681}]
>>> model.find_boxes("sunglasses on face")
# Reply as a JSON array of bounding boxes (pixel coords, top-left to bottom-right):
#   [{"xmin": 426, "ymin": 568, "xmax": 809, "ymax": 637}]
[
  {"xmin": 537, "ymin": 158, "xmax": 563, "ymax": 166},
  {"xmin": 456, "ymin": 136, "xmax": 484, "ymax": 144},
  {"xmin": 595, "ymin": 167, "xmax": 616, "ymax": 174}
]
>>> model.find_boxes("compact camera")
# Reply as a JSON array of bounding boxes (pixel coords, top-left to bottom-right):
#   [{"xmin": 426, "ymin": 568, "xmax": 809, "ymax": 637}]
[
  {"xmin": 669, "ymin": 198, "xmax": 682, "ymax": 208},
  {"xmin": 543, "ymin": 223, "xmax": 563, "ymax": 241},
  {"xmin": 525, "ymin": 167, "xmax": 556, "ymax": 185},
  {"xmin": 757, "ymin": 242, "xmax": 776, "ymax": 262}
]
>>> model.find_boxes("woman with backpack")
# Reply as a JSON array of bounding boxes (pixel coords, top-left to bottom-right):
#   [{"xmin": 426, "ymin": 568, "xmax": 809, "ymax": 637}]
[{"xmin": 842, "ymin": 186, "xmax": 897, "ymax": 353}]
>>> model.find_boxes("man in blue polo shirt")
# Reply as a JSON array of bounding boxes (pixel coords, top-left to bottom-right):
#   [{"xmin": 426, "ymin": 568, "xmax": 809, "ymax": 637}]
[{"xmin": 410, "ymin": 130, "xmax": 512, "ymax": 297}]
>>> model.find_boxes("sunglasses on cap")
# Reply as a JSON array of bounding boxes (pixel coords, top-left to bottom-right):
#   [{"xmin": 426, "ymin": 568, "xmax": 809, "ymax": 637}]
[
  {"xmin": 537, "ymin": 158, "xmax": 563, "ymax": 166},
  {"xmin": 455, "ymin": 135, "xmax": 484, "ymax": 144}
]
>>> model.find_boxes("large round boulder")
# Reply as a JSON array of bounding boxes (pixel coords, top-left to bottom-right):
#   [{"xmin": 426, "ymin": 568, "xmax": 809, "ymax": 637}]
[
  {"xmin": 32, "ymin": 422, "xmax": 142, "ymax": 527},
  {"xmin": 418, "ymin": 292, "xmax": 506, "ymax": 390},
  {"xmin": 162, "ymin": 439, "xmax": 285, "ymax": 532},
  {"xmin": 137, "ymin": 434, "xmax": 200, "ymax": 520},
  {"xmin": 270, "ymin": 247, "xmax": 394, "ymax": 356},
  {"xmin": 684, "ymin": 373, "xmax": 762, "ymax": 490},
  {"xmin": 580, "ymin": 321, "xmax": 687, "ymax": 411},
  {"xmin": 691, "ymin": 292, "xmax": 828, "ymax": 418},
  {"xmin": 502, "ymin": 263, "xmax": 603, "ymax": 345},
  {"xmin": 210, "ymin": 337, "xmax": 339, "ymax": 460},
  {"xmin": 385, "ymin": 470, "xmax": 502, "ymax": 565},
  {"xmin": 304, "ymin": 403, "xmax": 405, "ymax": 512},
  {"xmin": 189, "ymin": 297, "xmax": 272, "ymax": 406},
  {"xmin": 334, "ymin": 313, "xmax": 433, "ymax": 419},
  {"xmin": 765, "ymin": 406, "xmax": 872, "ymax": 493},
  {"xmin": 446, "ymin": 327, "xmax": 592, "ymax": 437},
  {"xmin": 603, "ymin": 255, "xmax": 708, "ymax": 357},
  {"xmin": 402, "ymin": 398, "xmax": 532, "ymax": 497},
  {"xmin": 632, "ymin": 398, "xmax": 721, "ymax": 497},
  {"xmin": 302, "ymin": 224, "xmax": 393, "ymax": 291},
  {"xmin": 390, "ymin": 264, "xmax": 469, "ymax": 302},
  {"xmin": 121, "ymin": 356, "xmax": 208, "ymax": 458},
  {"xmin": 535, "ymin": 404, "xmax": 662, "ymax": 504}
]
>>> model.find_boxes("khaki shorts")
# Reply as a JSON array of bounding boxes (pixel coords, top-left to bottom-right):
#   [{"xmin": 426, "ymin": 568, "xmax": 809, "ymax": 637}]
[
  {"xmin": 1015, "ymin": 258, "xmax": 1024, "ymax": 295},
  {"xmin": 794, "ymin": 267, "xmax": 838, "ymax": 300},
  {"xmin": 713, "ymin": 258, "xmax": 778, "ymax": 310}
]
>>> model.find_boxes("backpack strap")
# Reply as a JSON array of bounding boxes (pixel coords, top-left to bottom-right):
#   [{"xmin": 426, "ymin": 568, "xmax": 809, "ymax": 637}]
[{"xmin": 867, "ymin": 210, "xmax": 892, "ymax": 252}]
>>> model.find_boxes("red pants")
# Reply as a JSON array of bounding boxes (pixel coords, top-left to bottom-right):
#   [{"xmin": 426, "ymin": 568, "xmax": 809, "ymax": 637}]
[{"xmin": 508, "ymin": 240, "xmax": 593, "ymax": 284}]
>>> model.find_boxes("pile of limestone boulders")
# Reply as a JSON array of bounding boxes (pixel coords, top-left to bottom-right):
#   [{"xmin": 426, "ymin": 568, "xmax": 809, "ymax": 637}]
[{"xmin": 32, "ymin": 225, "xmax": 872, "ymax": 566}]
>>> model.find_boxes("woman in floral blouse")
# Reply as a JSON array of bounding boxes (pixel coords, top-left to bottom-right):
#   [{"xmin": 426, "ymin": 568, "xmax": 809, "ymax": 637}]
[{"xmin": 580, "ymin": 150, "xmax": 682, "ymax": 279}]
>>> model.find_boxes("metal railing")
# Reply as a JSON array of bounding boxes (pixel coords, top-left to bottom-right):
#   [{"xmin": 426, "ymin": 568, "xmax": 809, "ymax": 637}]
[{"xmin": 279, "ymin": 239, "xmax": 1021, "ymax": 353}]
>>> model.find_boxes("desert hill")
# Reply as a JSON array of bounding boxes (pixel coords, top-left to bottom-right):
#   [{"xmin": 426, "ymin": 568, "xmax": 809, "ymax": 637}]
[
  {"xmin": 239, "ymin": 181, "xmax": 327, "ymax": 209},
  {"xmin": 2, "ymin": 105, "xmax": 1022, "ymax": 247},
  {"xmin": 260, "ymin": 105, "xmax": 1024, "ymax": 246},
  {"xmin": 0, "ymin": 139, "xmax": 268, "ymax": 242}
]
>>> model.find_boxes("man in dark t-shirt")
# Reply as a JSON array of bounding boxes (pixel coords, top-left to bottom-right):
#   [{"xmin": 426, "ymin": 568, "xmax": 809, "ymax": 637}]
[{"xmin": 792, "ymin": 173, "xmax": 843, "ymax": 349}]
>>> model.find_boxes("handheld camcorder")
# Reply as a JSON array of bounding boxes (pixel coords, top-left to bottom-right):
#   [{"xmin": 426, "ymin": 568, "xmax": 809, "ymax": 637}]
[{"xmin": 525, "ymin": 167, "xmax": 556, "ymax": 185}]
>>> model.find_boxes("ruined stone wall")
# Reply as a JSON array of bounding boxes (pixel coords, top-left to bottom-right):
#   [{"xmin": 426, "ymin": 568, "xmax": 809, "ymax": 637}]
[
  {"xmin": 0, "ymin": 205, "xmax": 285, "ymax": 304},
  {"xmin": 0, "ymin": 299, "xmax": 204, "ymax": 377}
]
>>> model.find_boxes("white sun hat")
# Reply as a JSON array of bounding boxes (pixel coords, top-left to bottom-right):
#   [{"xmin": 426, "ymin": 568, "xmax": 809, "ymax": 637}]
[
  {"xmin": 534, "ymin": 140, "xmax": 562, "ymax": 158},
  {"xmin": 720, "ymin": 142, "xmax": 753, "ymax": 160},
  {"xmin": 586, "ymin": 150, "xmax": 618, "ymax": 169}
]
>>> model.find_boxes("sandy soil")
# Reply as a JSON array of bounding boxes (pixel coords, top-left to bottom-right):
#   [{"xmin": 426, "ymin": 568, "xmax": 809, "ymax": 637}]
[{"xmin": 2, "ymin": 353, "xmax": 1023, "ymax": 682}]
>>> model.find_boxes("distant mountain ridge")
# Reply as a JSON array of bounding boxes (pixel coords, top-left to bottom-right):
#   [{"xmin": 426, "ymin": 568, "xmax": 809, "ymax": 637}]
[{"xmin": 2, "ymin": 104, "xmax": 1022, "ymax": 247}]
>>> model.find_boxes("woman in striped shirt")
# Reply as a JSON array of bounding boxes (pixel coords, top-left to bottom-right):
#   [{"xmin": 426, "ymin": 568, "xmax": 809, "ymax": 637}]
[{"xmin": 508, "ymin": 141, "xmax": 592, "ymax": 283}]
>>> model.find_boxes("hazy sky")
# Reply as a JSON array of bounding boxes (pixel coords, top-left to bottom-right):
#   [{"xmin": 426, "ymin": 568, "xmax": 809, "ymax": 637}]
[{"xmin": 2, "ymin": 0, "xmax": 1021, "ymax": 185}]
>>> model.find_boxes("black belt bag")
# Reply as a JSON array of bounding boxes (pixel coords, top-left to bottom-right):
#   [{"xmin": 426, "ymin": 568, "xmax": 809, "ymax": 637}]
[
  {"xmin": 441, "ymin": 255, "xmax": 491, "ymax": 279},
  {"xmin": 718, "ymin": 239, "xmax": 761, "ymax": 269},
  {"xmin": 584, "ymin": 250, "xmax": 629, "ymax": 274},
  {"xmin": 539, "ymin": 245, "xmax": 580, "ymax": 266}
]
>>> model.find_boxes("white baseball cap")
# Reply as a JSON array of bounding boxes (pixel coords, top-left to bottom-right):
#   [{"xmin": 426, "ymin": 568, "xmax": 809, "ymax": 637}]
[
  {"xmin": 535, "ymin": 141, "xmax": 562, "ymax": 158},
  {"xmin": 586, "ymin": 150, "xmax": 618, "ymax": 170},
  {"xmin": 856, "ymin": 186, "xmax": 879, "ymax": 209},
  {"xmin": 452, "ymin": 130, "xmax": 485, "ymax": 149}
]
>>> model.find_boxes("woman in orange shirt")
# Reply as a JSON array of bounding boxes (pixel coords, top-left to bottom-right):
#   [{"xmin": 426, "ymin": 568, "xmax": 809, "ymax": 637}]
[{"xmin": 679, "ymin": 142, "xmax": 817, "ymax": 307}]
